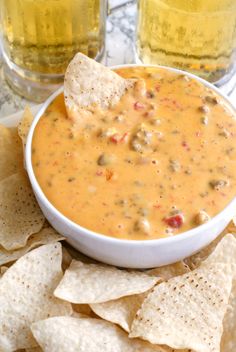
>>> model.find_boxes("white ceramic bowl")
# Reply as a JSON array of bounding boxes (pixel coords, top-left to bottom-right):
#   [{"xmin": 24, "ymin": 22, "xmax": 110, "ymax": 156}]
[{"xmin": 25, "ymin": 64, "xmax": 236, "ymax": 269}]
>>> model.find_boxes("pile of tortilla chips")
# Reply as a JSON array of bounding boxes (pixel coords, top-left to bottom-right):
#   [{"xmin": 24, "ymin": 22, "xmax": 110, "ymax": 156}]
[{"xmin": 0, "ymin": 107, "xmax": 235, "ymax": 352}]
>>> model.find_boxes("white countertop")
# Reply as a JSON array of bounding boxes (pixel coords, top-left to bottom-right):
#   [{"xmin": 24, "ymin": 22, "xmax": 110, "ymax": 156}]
[{"xmin": 0, "ymin": 0, "xmax": 235, "ymax": 118}]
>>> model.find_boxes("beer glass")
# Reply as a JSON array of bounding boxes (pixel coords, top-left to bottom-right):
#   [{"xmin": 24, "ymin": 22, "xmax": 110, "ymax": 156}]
[
  {"xmin": 0, "ymin": 0, "xmax": 107, "ymax": 102},
  {"xmin": 136, "ymin": 0, "xmax": 236, "ymax": 84}
]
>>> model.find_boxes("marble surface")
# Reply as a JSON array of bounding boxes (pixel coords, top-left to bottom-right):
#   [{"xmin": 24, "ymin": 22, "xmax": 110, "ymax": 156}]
[{"xmin": 0, "ymin": 0, "xmax": 235, "ymax": 118}]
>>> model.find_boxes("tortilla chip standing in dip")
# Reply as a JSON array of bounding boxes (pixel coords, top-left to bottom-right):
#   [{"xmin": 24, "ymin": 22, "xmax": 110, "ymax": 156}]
[{"xmin": 32, "ymin": 53, "xmax": 236, "ymax": 240}]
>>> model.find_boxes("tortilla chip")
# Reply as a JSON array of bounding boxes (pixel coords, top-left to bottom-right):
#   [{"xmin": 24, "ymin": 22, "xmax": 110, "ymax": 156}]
[
  {"xmin": 0, "ymin": 125, "xmax": 24, "ymax": 181},
  {"xmin": 90, "ymin": 261, "xmax": 190, "ymax": 333},
  {"xmin": 0, "ymin": 227, "xmax": 64, "ymax": 266},
  {"xmin": 54, "ymin": 260, "xmax": 160, "ymax": 304},
  {"xmin": 31, "ymin": 316, "xmax": 167, "ymax": 352},
  {"xmin": 196, "ymin": 234, "xmax": 236, "ymax": 352},
  {"xmin": 130, "ymin": 264, "xmax": 233, "ymax": 352},
  {"xmin": 18, "ymin": 106, "xmax": 34, "ymax": 147},
  {"xmin": 90, "ymin": 292, "xmax": 147, "ymax": 333},
  {"xmin": 0, "ymin": 243, "xmax": 72, "ymax": 351},
  {"xmin": 201, "ymin": 233, "xmax": 236, "ymax": 268},
  {"xmin": 0, "ymin": 172, "xmax": 45, "ymax": 250},
  {"xmin": 64, "ymin": 53, "xmax": 134, "ymax": 118},
  {"xmin": 185, "ymin": 229, "xmax": 236, "ymax": 270}
]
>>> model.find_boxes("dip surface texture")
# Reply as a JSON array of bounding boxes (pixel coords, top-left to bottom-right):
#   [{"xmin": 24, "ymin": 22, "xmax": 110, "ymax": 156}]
[{"xmin": 32, "ymin": 67, "xmax": 236, "ymax": 240}]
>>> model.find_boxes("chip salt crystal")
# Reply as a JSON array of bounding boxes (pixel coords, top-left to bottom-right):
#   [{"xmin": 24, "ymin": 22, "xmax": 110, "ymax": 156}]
[
  {"xmin": 130, "ymin": 264, "xmax": 234, "ymax": 352},
  {"xmin": 0, "ymin": 172, "xmax": 45, "ymax": 250},
  {"xmin": 64, "ymin": 52, "xmax": 135, "ymax": 119},
  {"xmin": 31, "ymin": 316, "xmax": 167, "ymax": 352},
  {"xmin": 54, "ymin": 260, "xmax": 160, "ymax": 304},
  {"xmin": 0, "ymin": 243, "xmax": 72, "ymax": 351}
]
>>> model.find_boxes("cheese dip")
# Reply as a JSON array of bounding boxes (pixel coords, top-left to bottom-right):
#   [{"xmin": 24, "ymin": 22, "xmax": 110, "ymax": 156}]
[{"xmin": 32, "ymin": 67, "xmax": 236, "ymax": 240}]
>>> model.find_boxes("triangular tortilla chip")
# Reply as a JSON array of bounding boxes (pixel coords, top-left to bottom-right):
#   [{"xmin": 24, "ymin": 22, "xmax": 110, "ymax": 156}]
[
  {"xmin": 130, "ymin": 264, "xmax": 233, "ymax": 352},
  {"xmin": 0, "ymin": 172, "xmax": 45, "ymax": 250},
  {"xmin": 90, "ymin": 292, "xmax": 147, "ymax": 333},
  {"xmin": 0, "ymin": 243, "xmax": 72, "ymax": 351},
  {"xmin": 54, "ymin": 260, "xmax": 160, "ymax": 304},
  {"xmin": 0, "ymin": 227, "xmax": 64, "ymax": 266},
  {"xmin": 31, "ymin": 316, "xmax": 167, "ymax": 352},
  {"xmin": 201, "ymin": 233, "xmax": 236, "ymax": 268},
  {"xmin": 0, "ymin": 125, "xmax": 24, "ymax": 181},
  {"xmin": 64, "ymin": 53, "xmax": 134, "ymax": 119},
  {"xmin": 185, "ymin": 225, "xmax": 236, "ymax": 269}
]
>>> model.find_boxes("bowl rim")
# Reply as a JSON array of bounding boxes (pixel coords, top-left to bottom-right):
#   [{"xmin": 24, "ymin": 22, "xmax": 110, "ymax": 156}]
[{"xmin": 25, "ymin": 63, "xmax": 236, "ymax": 247}]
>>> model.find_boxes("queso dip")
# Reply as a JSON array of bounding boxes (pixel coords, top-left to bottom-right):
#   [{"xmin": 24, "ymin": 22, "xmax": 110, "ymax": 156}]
[{"xmin": 32, "ymin": 67, "xmax": 236, "ymax": 240}]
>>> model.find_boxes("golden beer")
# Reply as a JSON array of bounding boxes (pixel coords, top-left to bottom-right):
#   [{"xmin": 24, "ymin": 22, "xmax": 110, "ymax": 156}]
[
  {"xmin": 0, "ymin": 0, "xmax": 106, "ymax": 101},
  {"xmin": 136, "ymin": 0, "xmax": 236, "ymax": 82}
]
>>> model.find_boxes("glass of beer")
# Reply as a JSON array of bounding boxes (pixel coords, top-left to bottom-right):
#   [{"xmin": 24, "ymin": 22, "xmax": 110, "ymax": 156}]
[
  {"xmin": 0, "ymin": 0, "xmax": 107, "ymax": 102},
  {"xmin": 136, "ymin": 0, "xmax": 236, "ymax": 85}
]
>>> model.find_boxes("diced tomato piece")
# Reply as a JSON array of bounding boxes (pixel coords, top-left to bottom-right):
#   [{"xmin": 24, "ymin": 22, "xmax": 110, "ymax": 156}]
[
  {"xmin": 134, "ymin": 101, "xmax": 145, "ymax": 110},
  {"xmin": 164, "ymin": 214, "xmax": 184, "ymax": 228},
  {"xmin": 110, "ymin": 132, "xmax": 128, "ymax": 144},
  {"xmin": 110, "ymin": 134, "xmax": 120, "ymax": 143}
]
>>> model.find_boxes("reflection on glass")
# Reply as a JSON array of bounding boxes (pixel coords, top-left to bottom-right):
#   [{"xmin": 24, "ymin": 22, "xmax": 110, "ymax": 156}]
[{"xmin": 136, "ymin": 0, "xmax": 236, "ymax": 83}]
